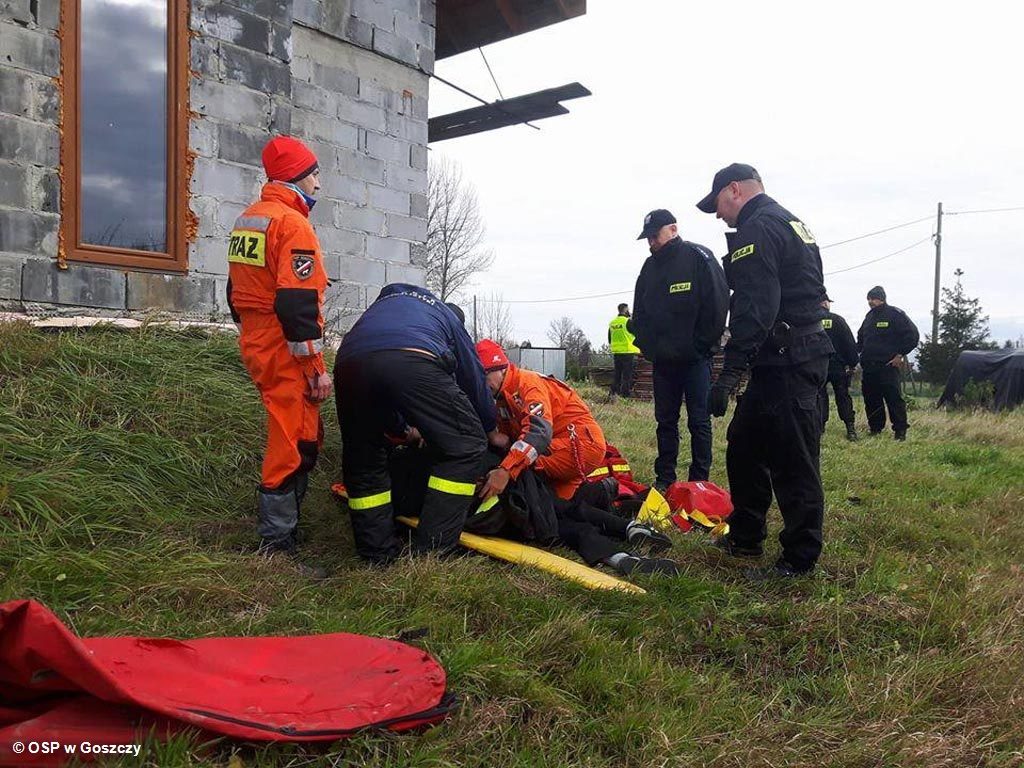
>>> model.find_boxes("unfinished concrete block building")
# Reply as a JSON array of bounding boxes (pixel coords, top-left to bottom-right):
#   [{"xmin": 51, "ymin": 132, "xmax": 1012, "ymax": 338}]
[{"xmin": 0, "ymin": 0, "xmax": 583, "ymax": 327}]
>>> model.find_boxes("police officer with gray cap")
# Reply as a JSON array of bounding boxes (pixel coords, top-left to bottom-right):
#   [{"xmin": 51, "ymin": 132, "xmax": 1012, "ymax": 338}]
[
  {"xmin": 857, "ymin": 285, "xmax": 919, "ymax": 440},
  {"xmin": 697, "ymin": 163, "xmax": 833, "ymax": 579}
]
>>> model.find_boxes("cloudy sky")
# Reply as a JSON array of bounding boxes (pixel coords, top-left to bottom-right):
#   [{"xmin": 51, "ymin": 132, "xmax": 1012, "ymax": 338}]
[
  {"xmin": 80, "ymin": 0, "xmax": 167, "ymax": 252},
  {"xmin": 430, "ymin": 0, "xmax": 1024, "ymax": 349}
]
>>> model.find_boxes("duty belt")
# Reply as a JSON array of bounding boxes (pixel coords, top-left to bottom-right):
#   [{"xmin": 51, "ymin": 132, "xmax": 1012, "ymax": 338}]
[
  {"xmin": 787, "ymin": 321, "xmax": 825, "ymax": 337},
  {"xmin": 770, "ymin": 320, "xmax": 824, "ymax": 354}
]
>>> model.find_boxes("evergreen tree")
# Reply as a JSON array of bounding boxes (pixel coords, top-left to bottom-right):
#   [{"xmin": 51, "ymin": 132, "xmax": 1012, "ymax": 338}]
[{"xmin": 918, "ymin": 269, "xmax": 997, "ymax": 383}]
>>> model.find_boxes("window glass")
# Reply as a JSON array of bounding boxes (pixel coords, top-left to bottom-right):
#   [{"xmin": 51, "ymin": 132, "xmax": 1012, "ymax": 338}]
[{"xmin": 79, "ymin": 0, "xmax": 168, "ymax": 252}]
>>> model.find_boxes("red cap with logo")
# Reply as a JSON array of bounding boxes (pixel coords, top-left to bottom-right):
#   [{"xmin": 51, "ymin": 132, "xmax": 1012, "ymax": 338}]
[
  {"xmin": 476, "ymin": 339, "xmax": 509, "ymax": 372},
  {"xmin": 261, "ymin": 136, "xmax": 319, "ymax": 183}
]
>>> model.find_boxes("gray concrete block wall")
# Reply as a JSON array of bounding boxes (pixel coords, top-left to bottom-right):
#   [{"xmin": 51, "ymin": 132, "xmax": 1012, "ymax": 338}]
[
  {"xmin": 285, "ymin": 6, "xmax": 433, "ymax": 329},
  {"xmin": 190, "ymin": 0, "xmax": 435, "ymax": 328},
  {"xmin": 0, "ymin": 6, "xmax": 61, "ymax": 307},
  {"xmin": 0, "ymin": 0, "xmax": 436, "ymax": 324}
]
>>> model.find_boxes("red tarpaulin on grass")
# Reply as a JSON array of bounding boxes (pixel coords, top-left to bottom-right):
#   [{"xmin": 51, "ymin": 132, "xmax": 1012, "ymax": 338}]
[{"xmin": 0, "ymin": 600, "xmax": 455, "ymax": 766}]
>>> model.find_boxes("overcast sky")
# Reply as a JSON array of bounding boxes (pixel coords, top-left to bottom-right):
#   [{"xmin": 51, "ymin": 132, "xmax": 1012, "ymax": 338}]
[{"xmin": 430, "ymin": 0, "xmax": 1024, "ymax": 349}]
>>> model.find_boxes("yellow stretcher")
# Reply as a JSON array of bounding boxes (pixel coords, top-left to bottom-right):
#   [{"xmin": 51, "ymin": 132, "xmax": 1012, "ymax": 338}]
[{"xmin": 396, "ymin": 516, "xmax": 646, "ymax": 595}]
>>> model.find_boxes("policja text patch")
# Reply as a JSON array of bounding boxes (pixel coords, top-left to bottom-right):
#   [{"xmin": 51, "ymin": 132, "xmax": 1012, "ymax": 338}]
[{"xmin": 730, "ymin": 244, "xmax": 755, "ymax": 263}]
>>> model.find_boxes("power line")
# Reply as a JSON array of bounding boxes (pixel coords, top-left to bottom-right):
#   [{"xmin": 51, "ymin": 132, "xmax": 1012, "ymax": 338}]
[
  {"xmin": 944, "ymin": 205, "xmax": 1024, "ymax": 216},
  {"xmin": 473, "ymin": 204, "xmax": 1022, "ymax": 305},
  {"xmin": 478, "ymin": 289, "xmax": 630, "ymax": 305},
  {"xmin": 824, "ymin": 236, "xmax": 933, "ymax": 276},
  {"xmin": 819, "ymin": 216, "xmax": 933, "ymax": 249}
]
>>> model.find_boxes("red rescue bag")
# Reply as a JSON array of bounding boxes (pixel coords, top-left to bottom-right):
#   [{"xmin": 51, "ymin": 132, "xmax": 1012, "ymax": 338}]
[
  {"xmin": 0, "ymin": 600, "xmax": 455, "ymax": 766},
  {"xmin": 664, "ymin": 481, "xmax": 733, "ymax": 532}
]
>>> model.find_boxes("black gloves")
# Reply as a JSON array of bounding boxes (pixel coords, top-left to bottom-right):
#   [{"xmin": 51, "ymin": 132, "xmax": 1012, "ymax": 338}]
[{"xmin": 709, "ymin": 367, "xmax": 743, "ymax": 417}]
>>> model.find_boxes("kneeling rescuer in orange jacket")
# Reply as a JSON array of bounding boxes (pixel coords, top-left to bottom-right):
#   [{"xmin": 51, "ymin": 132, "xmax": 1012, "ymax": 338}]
[{"xmin": 227, "ymin": 136, "xmax": 333, "ymax": 553}]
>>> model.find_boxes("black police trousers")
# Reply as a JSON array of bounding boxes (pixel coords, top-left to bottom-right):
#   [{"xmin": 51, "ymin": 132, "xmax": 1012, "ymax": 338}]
[
  {"xmin": 726, "ymin": 357, "xmax": 828, "ymax": 572},
  {"xmin": 861, "ymin": 364, "xmax": 908, "ymax": 436},
  {"xmin": 334, "ymin": 350, "xmax": 487, "ymax": 564},
  {"xmin": 610, "ymin": 354, "xmax": 637, "ymax": 397},
  {"xmin": 820, "ymin": 366, "xmax": 855, "ymax": 430},
  {"xmin": 653, "ymin": 358, "xmax": 712, "ymax": 483},
  {"xmin": 555, "ymin": 499, "xmax": 630, "ymax": 565}
]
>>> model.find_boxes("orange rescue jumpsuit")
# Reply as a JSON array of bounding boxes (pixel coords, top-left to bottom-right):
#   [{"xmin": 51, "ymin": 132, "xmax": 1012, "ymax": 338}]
[
  {"xmin": 226, "ymin": 183, "xmax": 328, "ymax": 493},
  {"xmin": 495, "ymin": 364, "xmax": 606, "ymax": 500}
]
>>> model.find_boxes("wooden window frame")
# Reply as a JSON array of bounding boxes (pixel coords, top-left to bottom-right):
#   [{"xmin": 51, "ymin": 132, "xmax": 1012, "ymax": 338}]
[{"xmin": 60, "ymin": 0, "xmax": 190, "ymax": 272}]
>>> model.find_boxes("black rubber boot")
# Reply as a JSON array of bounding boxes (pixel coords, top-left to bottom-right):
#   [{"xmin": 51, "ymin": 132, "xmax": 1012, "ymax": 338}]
[
  {"xmin": 744, "ymin": 559, "xmax": 814, "ymax": 581},
  {"xmin": 711, "ymin": 536, "xmax": 763, "ymax": 559},
  {"xmin": 845, "ymin": 424, "xmax": 858, "ymax": 441}
]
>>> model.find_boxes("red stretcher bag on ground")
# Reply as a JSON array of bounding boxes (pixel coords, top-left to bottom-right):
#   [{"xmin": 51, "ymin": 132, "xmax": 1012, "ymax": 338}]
[
  {"xmin": 664, "ymin": 481, "xmax": 734, "ymax": 532},
  {"xmin": 0, "ymin": 600, "xmax": 455, "ymax": 766}
]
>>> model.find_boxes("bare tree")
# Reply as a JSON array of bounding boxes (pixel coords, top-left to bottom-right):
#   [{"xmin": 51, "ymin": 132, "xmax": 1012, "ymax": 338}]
[
  {"xmin": 546, "ymin": 316, "xmax": 576, "ymax": 348},
  {"xmin": 547, "ymin": 316, "xmax": 592, "ymax": 367},
  {"xmin": 477, "ymin": 293, "xmax": 515, "ymax": 347},
  {"xmin": 425, "ymin": 155, "xmax": 494, "ymax": 301}
]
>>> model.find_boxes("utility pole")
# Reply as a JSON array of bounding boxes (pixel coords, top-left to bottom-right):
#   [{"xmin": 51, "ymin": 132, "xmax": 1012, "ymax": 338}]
[
  {"xmin": 473, "ymin": 295, "xmax": 478, "ymax": 341},
  {"xmin": 931, "ymin": 202, "xmax": 943, "ymax": 342}
]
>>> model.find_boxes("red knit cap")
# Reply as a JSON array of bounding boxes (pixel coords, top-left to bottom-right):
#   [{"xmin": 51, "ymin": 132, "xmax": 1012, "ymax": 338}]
[
  {"xmin": 476, "ymin": 339, "xmax": 509, "ymax": 372},
  {"xmin": 261, "ymin": 136, "xmax": 318, "ymax": 182}
]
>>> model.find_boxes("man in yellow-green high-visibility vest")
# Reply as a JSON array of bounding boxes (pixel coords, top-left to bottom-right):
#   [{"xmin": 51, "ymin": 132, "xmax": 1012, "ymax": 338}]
[{"xmin": 607, "ymin": 303, "xmax": 640, "ymax": 399}]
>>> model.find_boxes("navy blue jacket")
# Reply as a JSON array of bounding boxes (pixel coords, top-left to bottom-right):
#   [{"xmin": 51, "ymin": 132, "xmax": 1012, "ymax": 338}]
[
  {"xmin": 337, "ymin": 283, "xmax": 497, "ymax": 431},
  {"xmin": 722, "ymin": 194, "xmax": 832, "ymax": 369},
  {"xmin": 630, "ymin": 237, "xmax": 729, "ymax": 363}
]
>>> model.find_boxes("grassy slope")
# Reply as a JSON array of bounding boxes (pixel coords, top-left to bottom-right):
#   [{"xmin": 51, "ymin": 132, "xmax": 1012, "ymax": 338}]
[{"xmin": 1, "ymin": 322, "xmax": 1022, "ymax": 768}]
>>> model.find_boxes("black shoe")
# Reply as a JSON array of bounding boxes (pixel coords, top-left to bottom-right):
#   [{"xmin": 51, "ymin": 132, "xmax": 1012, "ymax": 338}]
[
  {"xmin": 744, "ymin": 560, "xmax": 813, "ymax": 581},
  {"xmin": 712, "ymin": 536, "xmax": 763, "ymax": 558},
  {"xmin": 615, "ymin": 555, "xmax": 679, "ymax": 577},
  {"xmin": 845, "ymin": 425, "xmax": 859, "ymax": 441},
  {"xmin": 652, "ymin": 480, "xmax": 672, "ymax": 496},
  {"xmin": 626, "ymin": 521, "xmax": 673, "ymax": 555},
  {"xmin": 894, "ymin": 432, "xmax": 907, "ymax": 441}
]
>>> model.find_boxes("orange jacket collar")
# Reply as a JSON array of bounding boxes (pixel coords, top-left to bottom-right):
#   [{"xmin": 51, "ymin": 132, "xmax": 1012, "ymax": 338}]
[
  {"xmin": 497, "ymin": 363, "xmax": 520, "ymax": 399},
  {"xmin": 260, "ymin": 182, "xmax": 310, "ymax": 217}
]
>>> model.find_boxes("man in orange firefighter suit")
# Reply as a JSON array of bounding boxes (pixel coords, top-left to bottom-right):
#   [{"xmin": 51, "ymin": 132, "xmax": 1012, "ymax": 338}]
[
  {"xmin": 226, "ymin": 136, "xmax": 332, "ymax": 553},
  {"xmin": 475, "ymin": 340, "xmax": 606, "ymax": 502}
]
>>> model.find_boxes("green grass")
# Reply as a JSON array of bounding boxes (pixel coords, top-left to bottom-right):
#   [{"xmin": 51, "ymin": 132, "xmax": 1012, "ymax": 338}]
[{"xmin": 2, "ymin": 321, "xmax": 1023, "ymax": 767}]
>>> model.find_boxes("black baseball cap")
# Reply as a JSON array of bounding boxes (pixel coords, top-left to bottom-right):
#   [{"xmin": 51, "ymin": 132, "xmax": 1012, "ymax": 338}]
[
  {"xmin": 637, "ymin": 209, "xmax": 676, "ymax": 240},
  {"xmin": 696, "ymin": 163, "xmax": 762, "ymax": 213}
]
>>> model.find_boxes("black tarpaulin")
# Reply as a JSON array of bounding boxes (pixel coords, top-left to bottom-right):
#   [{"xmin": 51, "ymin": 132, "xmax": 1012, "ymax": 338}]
[{"xmin": 937, "ymin": 350, "xmax": 1024, "ymax": 411}]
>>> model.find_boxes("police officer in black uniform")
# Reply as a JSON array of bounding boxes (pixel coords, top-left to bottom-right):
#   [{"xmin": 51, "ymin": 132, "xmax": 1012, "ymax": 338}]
[
  {"xmin": 820, "ymin": 296, "xmax": 860, "ymax": 440},
  {"xmin": 857, "ymin": 286, "xmax": 920, "ymax": 440},
  {"xmin": 697, "ymin": 164, "xmax": 833, "ymax": 579},
  {"xmin": 630, "ymin": 209, "xmax": 729, "ymax": 486}
]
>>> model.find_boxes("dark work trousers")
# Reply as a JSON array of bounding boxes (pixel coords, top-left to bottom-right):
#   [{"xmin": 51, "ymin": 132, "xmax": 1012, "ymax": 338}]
[
  {"xmin": 334, "ymin": 350, "xmax": 487, "ymax": 564},
  {"xmin": 554, "ymin": 499, "xmax": 630, "ymax": 565},
  {"xmin": 652, "ymin": 358, "xmax": 712, "ymax": 483},
  {"xmin": 610, "ymin": 354, "xmax": 637, "ymax": 397},
  {"xmin": 820, "ymin": 366, "xmax": 856, "ymax": 430},
  {"xmin": 861, "ymin": 364, "xmax": 908, "ymax": 435},
  {"xmin": 726, "ymin": 356, "xmax": 828, "ymax": 572}
]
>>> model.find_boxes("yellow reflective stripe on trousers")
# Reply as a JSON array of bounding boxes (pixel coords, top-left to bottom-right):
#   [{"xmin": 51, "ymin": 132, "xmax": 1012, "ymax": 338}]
[
  {"xmin": 588, "ymin": 466, "xmax": 610, "ymax": 478},
  {"xmin": 348, "ymin": 490, "xmax": 392, "ymax": 510},
  {"xmin": 427, "ymin": 475, "xmax": 476, "ymax": 496},
  {"xmin": 611, "ymin": 463, "xmax": 630, "ymax": 473},
  {"xmin": 476, "ymin": 495, "xmax": 500, "ymax": 513}
]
